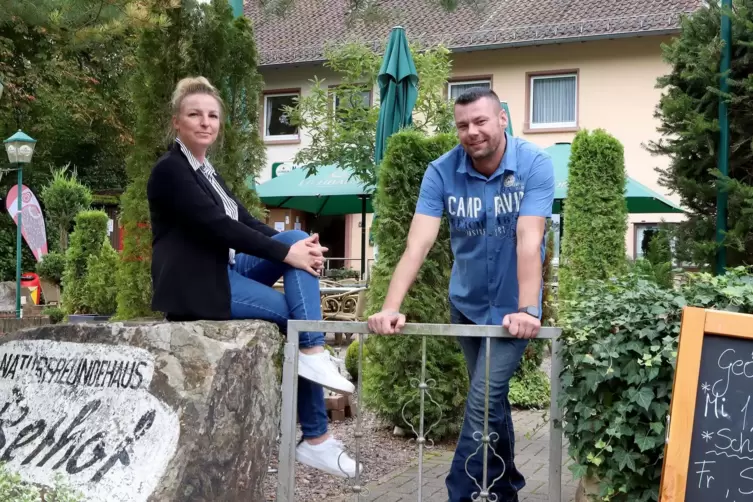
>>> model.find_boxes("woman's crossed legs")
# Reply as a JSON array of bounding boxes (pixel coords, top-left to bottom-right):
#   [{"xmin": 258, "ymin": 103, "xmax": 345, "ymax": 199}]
[{"xmin": 228, "ymin": 230, "xmax": 359, "ymax": 478}]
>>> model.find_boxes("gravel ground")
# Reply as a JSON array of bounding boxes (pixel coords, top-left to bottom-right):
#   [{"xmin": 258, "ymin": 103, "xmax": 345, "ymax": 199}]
[
  {"xmin": 264, "ymin": 392, "xmax": 419, "ymax": 501},
  {"xmin": 265, "ymin": 343, "xmax": 419, "ymax": 501}
]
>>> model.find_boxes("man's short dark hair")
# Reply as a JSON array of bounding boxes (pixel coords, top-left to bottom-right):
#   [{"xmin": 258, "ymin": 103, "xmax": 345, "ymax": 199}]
[{"xmin": 454, "ymin": 87, "xmax": 500, "ymax": 106}]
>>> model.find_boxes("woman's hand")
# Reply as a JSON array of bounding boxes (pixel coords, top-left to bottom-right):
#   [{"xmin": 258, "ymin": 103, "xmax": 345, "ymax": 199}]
[{"xmin": 284, "ymin": 234, "xmax": 328, "ymax": 275}]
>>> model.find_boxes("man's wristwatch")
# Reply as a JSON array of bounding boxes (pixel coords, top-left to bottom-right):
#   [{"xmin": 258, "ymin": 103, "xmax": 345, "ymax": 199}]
[{"xmin": 518, "ymin": 306, "xmax": 540, "ymax": 318}]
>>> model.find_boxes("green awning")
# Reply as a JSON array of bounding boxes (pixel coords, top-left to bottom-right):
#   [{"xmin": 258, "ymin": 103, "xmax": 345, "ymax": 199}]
[
  {"xmin": 545, "ymin": 142, "xmax": 684, "ymax": 214},
  {"xmin": 251, "ymin": 165, "xmax": 373, "ymax": 216}
]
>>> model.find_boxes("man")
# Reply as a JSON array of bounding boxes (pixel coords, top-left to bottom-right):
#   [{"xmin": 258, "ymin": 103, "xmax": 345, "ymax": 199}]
[{"xmin": 367, "ymin": 87, "xmax": 554, "ymax": 502}]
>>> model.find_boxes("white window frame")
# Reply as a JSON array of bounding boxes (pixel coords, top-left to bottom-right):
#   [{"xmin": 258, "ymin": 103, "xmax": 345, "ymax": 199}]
[
  {"xmin": 263, "ymin": 92, "xmax": 300, "ymax": 142},
  {"xmin": 528, "ymin": 73, "xmax": 578, "ymax": 130},
  {"xmin": 634, "ymin": 223, "xmax": 661, "ymax": 260},
  {"xmin": 447, "ymin": 79, "xmax": 492, "ymax": 100}
]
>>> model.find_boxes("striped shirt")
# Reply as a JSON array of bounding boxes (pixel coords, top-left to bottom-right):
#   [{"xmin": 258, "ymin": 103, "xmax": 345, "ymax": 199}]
[{"xmin": 175, "ymin": 138, "xmax": 239, "ymax": 264}]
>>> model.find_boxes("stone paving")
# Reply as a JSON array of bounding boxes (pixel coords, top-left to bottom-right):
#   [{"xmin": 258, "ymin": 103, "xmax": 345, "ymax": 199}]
[{"xmin": 343, "ymin": 409, "xmax": 578, "ymax": 502}]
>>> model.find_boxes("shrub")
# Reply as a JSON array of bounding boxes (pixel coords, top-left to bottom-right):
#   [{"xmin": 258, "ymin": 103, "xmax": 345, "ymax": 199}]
[
  {"xmin": 645, "ymin": 225, "xmax": 673, "ymax": 289},
  {"xmin": 345, "ymin": 339, "xmax": 368, "ymax": 381},
  {"xmin": 61, "ymin": 210, "xmax": 109, "ymax": 314},
  {"xmin": 560, "ymin": 266, "xmax": 753, "ymax": 501},
  {"xmin": 558, "ymin": 129, "xmax": 628, "ymax": 301},
  {"xmin": 0, "ymin": 463, "xmax": 83, "ymax": 501},
  {"xmin": 36, "ymin": 251, "xmax": 66, "ymax": 285},
  {"xmin": 39, "ymin": 165, "xmax": 92, "ymax": 251},
  {"xmin": 363, "ymin": 130, "xmax": 468, "ymax": 441},
  {"xmin": 509, "ymin": 357, "xmax": 551, "ymax": 409},
  {"xmin": 326, "ymin": 268, "xmax": 361, "ymax": 281},
  {"xmin": 82, "ymin": 240, "xmax": 120, "ymax": 316},
  {"xmin": 43, "ymin": 307, "xmax": 66, "ymax": 324}
]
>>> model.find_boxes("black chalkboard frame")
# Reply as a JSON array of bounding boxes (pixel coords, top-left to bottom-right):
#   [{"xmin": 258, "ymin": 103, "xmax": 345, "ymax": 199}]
[{"xmin": 660, "ymin": 306, "xmax": 753, "ymax": 502}]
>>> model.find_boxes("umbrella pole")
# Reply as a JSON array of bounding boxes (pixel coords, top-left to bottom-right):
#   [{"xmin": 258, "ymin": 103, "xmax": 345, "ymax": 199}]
[{"xmin": 360, "ymin": 196, "xmax": 367, "ymax": 280}]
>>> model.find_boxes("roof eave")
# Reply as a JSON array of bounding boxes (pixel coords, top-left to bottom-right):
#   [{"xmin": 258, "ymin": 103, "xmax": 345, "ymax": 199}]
[
  {"xmin": 449, "ymin": 27, "xmax": 682, "ymax": 54},
  {"xmin": 257, "ymin": 27, "xmax": 681, "ymax": 69}
]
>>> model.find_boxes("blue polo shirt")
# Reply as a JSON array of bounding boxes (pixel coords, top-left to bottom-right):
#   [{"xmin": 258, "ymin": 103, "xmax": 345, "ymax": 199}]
[{"xmin": 415, "ymin": 134, "xmax": 555, "ymax": 326}]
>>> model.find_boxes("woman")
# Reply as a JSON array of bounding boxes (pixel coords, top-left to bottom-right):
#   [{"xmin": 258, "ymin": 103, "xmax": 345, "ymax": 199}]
[{"xmin": 147, "ymin": 76, "xmax": 359, "ymax": 478}]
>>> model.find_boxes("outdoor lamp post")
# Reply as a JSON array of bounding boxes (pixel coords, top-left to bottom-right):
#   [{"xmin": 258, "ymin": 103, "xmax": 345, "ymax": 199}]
[{"xmin": 3, "ymin": 130, "xmax": 37, "ymax": 318}]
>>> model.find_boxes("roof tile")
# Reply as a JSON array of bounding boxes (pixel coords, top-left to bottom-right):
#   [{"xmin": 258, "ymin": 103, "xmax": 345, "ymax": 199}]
[{"xmin": 245, "ymin": 0, "xmax": 702, "ymax": 65}]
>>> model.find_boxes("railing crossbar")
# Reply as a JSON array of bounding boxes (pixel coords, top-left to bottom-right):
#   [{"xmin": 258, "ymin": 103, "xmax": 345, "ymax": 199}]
[{"xmin": 288, "ymin": 320, "xmax": 560, "ymax": 339}]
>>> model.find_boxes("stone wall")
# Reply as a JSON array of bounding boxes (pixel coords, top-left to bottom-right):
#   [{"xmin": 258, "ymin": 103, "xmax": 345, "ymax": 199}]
[
  {"xmin": 0, "ymin": 320, "xmax": 284, "ymax": 502},
  {"xmin": 0, "ymin": 315, "xmax": 52, "ymax": 335}
]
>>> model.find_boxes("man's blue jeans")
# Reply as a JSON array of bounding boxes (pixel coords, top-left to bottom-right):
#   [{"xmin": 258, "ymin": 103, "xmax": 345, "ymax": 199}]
[
  {"xmin": 446, "ymin": 303, "xmax": 528, "ymax": 502},
  {"xmin": 228, "ymin": 230, "xmax": 328, "ymax": 440}
]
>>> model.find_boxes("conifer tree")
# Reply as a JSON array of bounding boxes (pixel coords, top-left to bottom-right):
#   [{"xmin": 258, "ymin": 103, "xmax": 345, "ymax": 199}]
[
  {"xmin": 558, "ymin": 129, "xmax": 628, "ymax": 301},
  {"xmin": 647, "ymin": 1, "xmax": 753, "ymax": 268},
  {"xmin": 116, "ymin": 0, "xmax": 266, "ymax": 318}
]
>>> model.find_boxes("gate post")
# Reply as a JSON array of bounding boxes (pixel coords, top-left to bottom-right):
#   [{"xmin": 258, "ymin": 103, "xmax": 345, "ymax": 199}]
[
  {"xmin": 277, "ymin": 327, "xmax": 300, "ymax": 502},
  {"xmin": 548, "ymin": 336, "xmax": 563, "ymax": 502}
]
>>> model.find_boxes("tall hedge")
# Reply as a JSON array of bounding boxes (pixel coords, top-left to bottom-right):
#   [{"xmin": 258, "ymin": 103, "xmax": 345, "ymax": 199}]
[
  {"xmin": 116, "ymin": 0, "xmax": 266, "ymax": 319},
  {"xmin": 61, "ymin": 210, "xmax": 109, "ymax": 314},
  {"xmin": 559, "ymin": 129, "xmax": 628, "ymax": 301},
  {"xmin": 115, "ymin": 2, "xmax": 190, "ymax": 320},
  {"xmin": 363, "ymin": 130, "xmax": 468, "ymax": 441},
  {"xmin": 187, "ymin": 0, "xmax": 267, "ymax": 217}
]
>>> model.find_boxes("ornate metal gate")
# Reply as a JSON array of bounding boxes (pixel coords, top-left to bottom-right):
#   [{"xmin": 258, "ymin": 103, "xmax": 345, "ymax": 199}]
[{"xmin": 276, "ymin": 320, "xmax": 563, "ymax": 502}]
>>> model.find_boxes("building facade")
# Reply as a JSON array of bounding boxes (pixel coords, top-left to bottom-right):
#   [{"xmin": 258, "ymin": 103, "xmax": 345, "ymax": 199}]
[{"xmin": 245, "ymin": 0, "xmax": 701, "ymax": 271}]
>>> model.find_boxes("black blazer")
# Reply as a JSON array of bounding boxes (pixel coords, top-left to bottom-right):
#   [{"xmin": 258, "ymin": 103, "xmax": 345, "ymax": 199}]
[{"xmin": 146, "ymin": 144, "xmax": 290, "ymax": 321}]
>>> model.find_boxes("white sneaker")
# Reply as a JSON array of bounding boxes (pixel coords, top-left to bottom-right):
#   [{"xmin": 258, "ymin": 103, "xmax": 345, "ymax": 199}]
[
  {"xmin": 296, "ymin": 437, "xmax": 362, "ymax": 478},
  {"xmin": 298, "ymin": 351, "xmax": 355, "ymax": 394}
]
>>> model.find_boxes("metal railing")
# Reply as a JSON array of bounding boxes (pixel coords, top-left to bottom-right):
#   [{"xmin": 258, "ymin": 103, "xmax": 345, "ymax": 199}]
[{"xmin": 276, "ymin": 320, "xmax": 563, "ymax": 502}]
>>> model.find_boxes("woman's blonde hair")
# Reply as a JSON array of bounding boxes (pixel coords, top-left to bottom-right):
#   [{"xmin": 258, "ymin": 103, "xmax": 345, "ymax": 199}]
[{"xmin": 168, "ymin": 76, "xmax": 225, "ymax": 141}]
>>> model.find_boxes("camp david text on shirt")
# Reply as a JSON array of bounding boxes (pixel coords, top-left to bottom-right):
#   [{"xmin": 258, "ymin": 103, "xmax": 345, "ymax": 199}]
[{"xmin": 413, "ymin": 135, "xmax": 555, "ymax": 325}]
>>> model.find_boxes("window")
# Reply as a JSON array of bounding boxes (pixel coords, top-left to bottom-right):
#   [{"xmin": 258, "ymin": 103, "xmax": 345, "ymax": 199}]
[
  {"xmin": 528, "ymin": 72, "xmax": 577, "ymax": 130},
  {"xmin": 550, "ymin": 214, "xmax": 561, "ymax": 265},
  {"xmin": 635, "ymin": 223, "xmax": 660, "ymax": 259},
  {"xmin": 333, "ymin": 90, "xmax": 371, "ymax": 111},
  {"xmin": 448, "ymin": 79, "xmax": 491, "ymax": 100},
  {"xmin": 634, "ymin": 223, "xmax": 678, "ymax": 261},
  {"xmin": 264, "ymin": 92, "xmax": 299, "ymax": 141}
]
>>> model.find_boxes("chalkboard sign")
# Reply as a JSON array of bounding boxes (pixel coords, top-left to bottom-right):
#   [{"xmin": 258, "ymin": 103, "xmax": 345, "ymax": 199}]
[{"xmin": 660, "ymin": 307, "xmax": 753, "ymax": 501}]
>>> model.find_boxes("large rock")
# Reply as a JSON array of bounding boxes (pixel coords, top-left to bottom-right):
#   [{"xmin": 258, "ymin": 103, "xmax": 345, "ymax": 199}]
[
  {"xmin": 0, "ymin": 320, "xmax": 284, "ymax": 502},
  {"xmin": 0, "ymin": 281, "xmax": 15, "ymax": 312}
]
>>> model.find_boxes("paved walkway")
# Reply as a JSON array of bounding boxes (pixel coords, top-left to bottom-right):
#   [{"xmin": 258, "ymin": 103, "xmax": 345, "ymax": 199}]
[{"xmin": 353, "ymin": 410, "xmax": 578, "ymax": 502}]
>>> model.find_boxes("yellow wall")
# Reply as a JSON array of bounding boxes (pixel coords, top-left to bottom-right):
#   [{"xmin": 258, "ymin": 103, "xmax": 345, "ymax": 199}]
[
  {"xmin": 260, "ymin": 35, "xmax": 685, "ymax": 260},
  {"xmin": 450, "ymin": 36, "xmax": 678, "ymax": 205}
]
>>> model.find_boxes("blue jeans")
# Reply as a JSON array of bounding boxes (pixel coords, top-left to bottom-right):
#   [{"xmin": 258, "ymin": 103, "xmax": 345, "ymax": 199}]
[
  {"xmin": 228, "ymin": 230, "xmax": 328, "ymax": 439},
  {"xmin": 446, "ymin": 303, "xmax": 528, "ymax": 502}
]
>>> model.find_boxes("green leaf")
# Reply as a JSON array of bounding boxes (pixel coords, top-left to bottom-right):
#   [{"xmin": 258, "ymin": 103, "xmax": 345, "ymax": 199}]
[
  {"xmin": 635, "ymin": 434, "xmax": 655, "ymax": 452},
  {"xmin": 569, "ymin": 463, "xmax": 588, "ymax": 480},
  {"xmin": 633, "ymin": 387, "xmax": 654, "ymax": 411},
  {"xmin": 650, "ymin": 422, "xmax": 664, "ymax": 435}
]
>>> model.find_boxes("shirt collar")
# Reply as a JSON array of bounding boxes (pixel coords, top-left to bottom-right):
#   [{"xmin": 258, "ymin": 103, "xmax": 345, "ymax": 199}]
[
  {"xmin": 457, "ymin": 132, "xmax": 517, "ymax": 180},
  {"xmin": 175, "ymin": 138, "xmax": 216, "ymax": 175}
]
